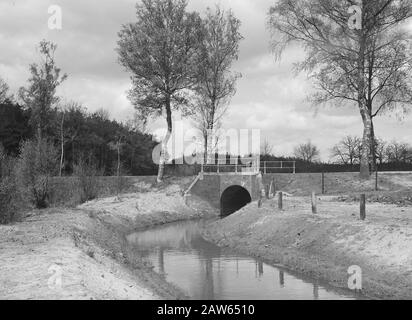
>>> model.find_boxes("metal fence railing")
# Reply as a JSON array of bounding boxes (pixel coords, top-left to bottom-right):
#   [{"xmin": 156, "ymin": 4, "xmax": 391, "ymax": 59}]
[
  {"xmin": 201, "ymin": 157, "xmax": 260, "ymax": 174},
  {"xmin": 260, "ymin": 161, "xmax": 296, "ymax": 174}
]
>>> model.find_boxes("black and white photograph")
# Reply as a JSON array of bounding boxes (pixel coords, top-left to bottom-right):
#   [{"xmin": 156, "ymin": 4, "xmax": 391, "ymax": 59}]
[{"xmin": 1, "ymin": 0, "xmax": 412, "ymax": 308}]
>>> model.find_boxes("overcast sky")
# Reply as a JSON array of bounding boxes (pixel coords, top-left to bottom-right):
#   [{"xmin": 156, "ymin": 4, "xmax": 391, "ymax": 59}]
[{"xmin": 1, "ymin": 0, "xmax": 412, "ymax": 161}]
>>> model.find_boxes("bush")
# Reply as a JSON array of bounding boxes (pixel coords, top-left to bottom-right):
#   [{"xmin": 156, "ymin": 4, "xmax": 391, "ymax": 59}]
[
  {"xmin": 73, "ymin": 158, "xmax": 102, "ymax": 203},
  {"xmin": 0, "ymin": 145, "xmax": 19, "ymax": 224},
  {"xmin": 15, "ymin": 138, "xmax": 59, "ymax": 209}
]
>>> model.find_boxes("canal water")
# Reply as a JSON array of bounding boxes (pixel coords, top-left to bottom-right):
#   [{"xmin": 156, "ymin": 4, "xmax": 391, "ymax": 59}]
[{"xmin": 126, "ymin": 219, "xmax": 360, "ymax": 300}]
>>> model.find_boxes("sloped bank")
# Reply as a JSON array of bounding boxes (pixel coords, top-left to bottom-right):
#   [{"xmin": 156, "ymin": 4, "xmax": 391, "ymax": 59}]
[
  {"xmin": 68, "ymin": 177, "xmax": 218, "ymax": 299},
  {"xmin": 0, "ymin": 176, "xmax": 217, "ymax": 300},
  {"xmin": 203, "ymin": 197, "xmax": 412, "ymax": 300}
]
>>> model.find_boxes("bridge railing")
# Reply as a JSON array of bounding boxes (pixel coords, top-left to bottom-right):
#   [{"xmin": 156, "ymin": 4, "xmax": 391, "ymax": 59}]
[
  {"xmin": 260, "ymin": 161, "xmax": 296, "ymax": 174},
  {"xmin": 201, "ymin": 157, "xmax": 260, "ymax": 174}
]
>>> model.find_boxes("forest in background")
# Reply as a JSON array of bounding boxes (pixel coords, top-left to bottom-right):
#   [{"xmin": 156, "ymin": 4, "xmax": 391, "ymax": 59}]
[{"xmin": 0, "ymin": 99, "xmax": 157, "ymax": 177}]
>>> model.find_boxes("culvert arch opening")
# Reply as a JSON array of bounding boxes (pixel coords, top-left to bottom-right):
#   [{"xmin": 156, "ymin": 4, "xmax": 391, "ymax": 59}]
[{"xmin": 220, "ymin": 186, "xmax": 252, "ymax": 217}]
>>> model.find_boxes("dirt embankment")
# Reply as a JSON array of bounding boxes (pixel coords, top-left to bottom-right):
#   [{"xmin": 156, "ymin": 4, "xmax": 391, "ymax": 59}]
[
  {"xmin": 204, "ymin": 196, "xmax": 412, "ymax": 300},
  {"xmin": 0, "ymin": 176, "xmax": 216, "ymax": 300}
]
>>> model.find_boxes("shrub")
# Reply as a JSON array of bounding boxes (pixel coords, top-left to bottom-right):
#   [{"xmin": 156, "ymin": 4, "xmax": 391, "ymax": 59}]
[
  {"xmin": 0, "ymin": 145, "xmax": 19, "ymax": 224},
  {"xmin": 15, "ymin": 138, "xmax": 59, "ymax": 209},
  {"xmin": 73, "ymin": 158, "xmax": 102, "ymax": 203}
]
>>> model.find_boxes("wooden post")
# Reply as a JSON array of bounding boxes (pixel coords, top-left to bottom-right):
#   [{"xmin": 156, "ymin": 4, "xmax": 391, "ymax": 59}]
[
  {"xmin": 293, "ymin": 161, "xmax": 296, "ymax": 174},
  {"xmin": 264, "ymin": 161, "xmax": 267, "ymax": 174},
  {"xmin": 258, "ymin": 191, "xmax": 262, "ymax": 208},
  {"xmin": 311, "ymin": 192, "xmax": 317, "ymax": 214},
  {"xmin": 321, "ymin": 172, "xmax": 325, "ymax": 194},
  {"xmin": 360, "ymin": 194, "xmax": 366, "ymax": 221},
  {"xmin": 375, "ymin": 170, "xmax": 378, "ymax": 191},
  {"xmin": 269, "ymin": 179, "xmax": 275, "ymax": 199},
  {"xmin": 278, "ymin": 192, "xmax": 283, "ymax": 210},
  {"xmin": 265, "ymin": 185, "xmax": 270, "ymax": 199}
]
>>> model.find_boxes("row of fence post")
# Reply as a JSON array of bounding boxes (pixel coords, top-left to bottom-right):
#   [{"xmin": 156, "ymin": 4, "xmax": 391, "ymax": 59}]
[{"xmin": 258, "ymin": 180, "xmax": 367, "ymax": 221}]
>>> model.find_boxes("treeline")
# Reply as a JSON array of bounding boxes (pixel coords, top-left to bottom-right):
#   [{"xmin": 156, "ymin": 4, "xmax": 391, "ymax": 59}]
[
  {"xmin": 261, "ymin": 138, "xmax": 412, "ymax": 173},
  {"xmin": 0, "ymin": 100, "xmax": 157, "ymax": 176}
]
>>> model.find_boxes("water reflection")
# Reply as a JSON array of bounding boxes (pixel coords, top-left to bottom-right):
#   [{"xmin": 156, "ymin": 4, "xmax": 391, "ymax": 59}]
[{"xmin": 126, "ymin": 220, "xmax": 359, "ymax": 300}]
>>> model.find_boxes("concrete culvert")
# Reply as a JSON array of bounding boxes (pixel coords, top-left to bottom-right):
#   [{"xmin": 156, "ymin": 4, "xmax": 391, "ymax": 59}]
[{"xmin": 220, "ymin": 186, "xmax": 252, "ymax": 217}]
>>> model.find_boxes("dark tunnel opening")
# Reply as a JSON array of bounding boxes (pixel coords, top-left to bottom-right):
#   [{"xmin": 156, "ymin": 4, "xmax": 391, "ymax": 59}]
[{"xmin": 220, "ymin": 186, "xmax": 252, "ymax": 217}]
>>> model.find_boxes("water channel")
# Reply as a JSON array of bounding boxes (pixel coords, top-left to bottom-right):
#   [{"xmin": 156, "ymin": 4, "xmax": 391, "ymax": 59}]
[{"xmin": 126, "ymin": 219, "xmax": 362, "ymax": 300}]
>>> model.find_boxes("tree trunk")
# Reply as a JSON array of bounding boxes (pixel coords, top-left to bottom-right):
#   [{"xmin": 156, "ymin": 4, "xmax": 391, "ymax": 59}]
[
  {"xmin": 357, "ymin": 25, "xmax": 370, "ymax": 179},
  {"xmin": 203, "ymin": 131, "xmax": 208, "ymax": 165},
  {"xmin": 117, "ymin": 142, "xmax": 121, "ymax": 178},
  {"xmin": 370, "ymin": 120, "xmax": 377, "ymax": 172},
  {"xmin": 360, "ymin": 110, "xmax": 372, "ymax": 179},
  {"xmin": 157, "ymin": 95, "xmax": 172, "ymax": 183},
  {"xmin": 59, "ymin": 113, "xmax": 65, "ymax": 177},
  {"xmin": 117, "ymin": 141, "xmax": 121, "ymax": 196}
]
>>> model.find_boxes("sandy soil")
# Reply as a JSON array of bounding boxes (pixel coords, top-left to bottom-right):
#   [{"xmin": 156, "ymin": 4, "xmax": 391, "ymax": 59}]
[
  {"xmin": 204, "ymin": 195, "xmax": 412, "ymax": 299},
  {"xmin": 0, "ymin": 177, "xmax": 217, "ymax": 300},
  {"xmin": 0, "ymin": 208, "xmax": 160, "ymax": 300}
]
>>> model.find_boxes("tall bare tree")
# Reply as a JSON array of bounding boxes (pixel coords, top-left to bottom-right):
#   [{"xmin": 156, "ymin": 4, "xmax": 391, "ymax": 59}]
[
  {"xmin": 19, "ymin": 40, "xmax": 67, "ymax": 141},
  {"xmin": 294, "ymin": 141, "xmax": 320, "ymax": 162},
  {"xmin": 117, "ymin": 0, "xmax": 202, "ymax": 183},
  {"xmin": 331, "ymin": 136, "xmax": 361, "ymax": 165},
  {"xmin": 193, "ymin": 6, "xmax": 243, "ymax": 164},
  {"xmin": 268, "ymin": 0, "xmax": 412, "ymax": 179}
]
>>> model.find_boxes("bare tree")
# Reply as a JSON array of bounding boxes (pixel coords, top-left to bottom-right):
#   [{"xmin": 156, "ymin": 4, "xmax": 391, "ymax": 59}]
[
  {"xmin": 268, "ymin": 0, "xmax": 412, "ymax": 179},
  {"xmin": 331, "ymin": 136, "xmax": 361, "ymax": 165},
  {"xmin": 193, "ymin": 6, "xmax": 242, "ymax": 163},
  {"xmin": 117, "ymin": 0, "xmax": 202, "ymax": 183},
  {"xmin": 374, "ymin": 137, "xmax": 387, "ymax": 166},
  {"xmin": 261, "ymin": 138, "xmax": 274, "ymax": 157},
  {"xmin": 294, "ymin": 141, "xmax": 320, "ymax": 163},
  {"xmin": 385, "ymin": 141, "xmax": 410, "ymax": 163}
]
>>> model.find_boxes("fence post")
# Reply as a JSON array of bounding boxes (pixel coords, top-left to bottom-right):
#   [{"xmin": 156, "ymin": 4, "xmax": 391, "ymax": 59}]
[
  {"xmin": 265, "ymin": 185, "xmax": 270, "ymax": 199},
  {"xmin": 264, "ymin": 161, "xmax": 267, "ymax": 174},
  {"xmin": 217, "ymin": 161, "xmax": 220, "ymax": 173},
  {"xmin": 375, "ymin": 170, "xmax": 378, "ymax": 191},
  {"xmin": 258, "ymin": 190, "xmax": 262, "ymax": 208},
  {"xmin": 360, "ymin": 194, "xmax": 366, "ymax": 220},
  {"xmin": 269, "ymin": 179, "xmax": 275, "ymax": 199},
  {"xmin": 293, "ymin": 161, "xmax": 296, "ymax": 174},
  {"xmin": 321, "ymin": 172, "xmax": 325, "ymax": 194},
  {"xmin": 311, "ymin": 192, "xmax": 317, "ymax": 214},
  {"xmin": 278, "ymin": 192, "xmax": 283, "ymax": 210}
]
